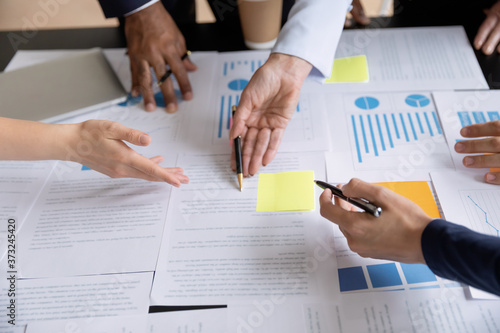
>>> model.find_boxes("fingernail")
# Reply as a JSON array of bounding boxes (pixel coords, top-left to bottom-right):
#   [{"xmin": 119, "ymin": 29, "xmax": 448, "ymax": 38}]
[
  {"xmin": 145, "ymin": 103, "xmax": 155, "ymax": 111},
  {"xmin": 486, "ymin": 173, "xmax": 496, "ymax": 182},
  {"xmin": 183, "ymin": 92, "xmax": 193, "ymax": 100},
  {"xmin": 487, "ymin": 46, "xmax": 494, "ymax": 54},
  {"xmin": 166, "ymin": 103, "xmax": 177, "ymax": 113},
  {"xmin": 464, "ymin": 157, "xmax": 474, "ymax": 166},
  {"xmin": 139, "ymin": 134, "xmax": 149, "ymax": 145},
  {"xmin": 455, "ymin": 142, "xmax": 465, "ymax": 152},
  {"xmin": 461, "ymin": 127, "xmax": 470, "ymax": 136}
]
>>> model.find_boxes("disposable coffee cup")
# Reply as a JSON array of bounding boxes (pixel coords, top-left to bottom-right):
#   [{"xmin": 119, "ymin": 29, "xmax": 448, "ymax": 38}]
[{"xmin": 238, "ymin": 0, "xmax": 283, "ymax": 50}]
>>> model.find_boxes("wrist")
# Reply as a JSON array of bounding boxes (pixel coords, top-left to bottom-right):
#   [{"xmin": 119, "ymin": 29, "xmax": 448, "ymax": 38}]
[{"xmin": 267, "ymin": 53, "xmax": 313, "ymax": 83}]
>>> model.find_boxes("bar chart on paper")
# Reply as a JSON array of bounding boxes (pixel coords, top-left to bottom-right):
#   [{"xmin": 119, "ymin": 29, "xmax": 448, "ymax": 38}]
[
  {"xmin": 326, "ymin": 92, "xmax": 454, "ymax": 182},
  {"xmin": 211, "ymin": 52, "xmax": 330, "ymax": 152},
  {"xmin": 334, "ymin": 230, "xmax": 460, "ymax": 293}
]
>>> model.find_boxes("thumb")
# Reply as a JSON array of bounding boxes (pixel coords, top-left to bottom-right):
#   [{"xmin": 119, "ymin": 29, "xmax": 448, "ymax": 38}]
[{"xmin": 107, "ymin": 122, "xmax": 151, "ymax": 146}]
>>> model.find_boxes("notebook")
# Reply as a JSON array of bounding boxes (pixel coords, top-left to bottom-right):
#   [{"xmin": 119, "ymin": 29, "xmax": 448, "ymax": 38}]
[{"xmin": 0, "ymin": 48, "xmax": 127, "ymax": 123}]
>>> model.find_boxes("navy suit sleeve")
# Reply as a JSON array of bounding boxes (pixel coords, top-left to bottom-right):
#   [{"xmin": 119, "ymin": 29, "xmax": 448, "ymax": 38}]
[
  {"xmin": 421, "ymin": 219, "xmax": 500, "ymax": 296},
  {"xmin": 98, "ymin": 0, "xmax": 153, "ymax": 18}
]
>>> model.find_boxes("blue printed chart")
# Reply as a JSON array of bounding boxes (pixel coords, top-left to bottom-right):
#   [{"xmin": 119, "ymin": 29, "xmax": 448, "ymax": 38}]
[
  {"xmin": 334, "ymin": 230, "xmax": 460, "ymax": 293},
  {"xmin": 326, "ymin": 93, "xmax": 454, "ymax": 182},
  {"xmin": 210, "ymin": 52, "xmax": 330, "ymax": 152}
]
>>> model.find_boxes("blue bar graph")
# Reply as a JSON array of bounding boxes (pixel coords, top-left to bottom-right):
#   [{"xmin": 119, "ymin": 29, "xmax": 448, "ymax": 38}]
[
  {"xmin": 473, "ymin": 111, "xmax": 486, "ymax": 123},
  {"xmin": 375, "ymin": 114, "xmax": 386, "ymax": 151},
  {"xmin": 432, "ymin": 112, "xmax": 442, "ymax": 134},
  {"xmin": 407, "ymin": 113, "xmax": 418, "ymax": 141},
  {"xmin": 400, "ymin": 113, "xmax": 410, "ymax": 142},
  {"xmin": 458, "ymin": 111, "xmax": 472, "ymax": 127},
  {"xmin": 352, "ymin": 115, "xmax": 362, "ymax": 163},
  {"xmin": 367, "ymin": 263, "xmax": 402, "ymax": 288},
  {"xmin": 359, "ymin": 115, "xmax": 369, "ymax": 154},
  {"xmin": 338, "ymin": 266, "xmax": 368, "ymax": 292},
  {"xmin": 226, "ymin": 95, "xmax": 232, "ymax": 130},
  {"xmin": 218, "ymin": 96, "xmax": 225, "ymax": 138},
  {"xmin": 400, "ymin": 264, "xmax": 437, "ymax": 284},
  {"xmin": 383, "ymin": 114, "xmax": 394, "ymax": 148},
  {"xmin": 367, "ymin": 115, "xmax": 379, "ymax": 157},
  {"xmin": 415, "ymin": 113, "xmax": 424, "ymax": 134},
  {"xmin": 424, "ymin": 112, "xmax": 434, "ymax": 136},
  {"xmin": 223, "ymin": 57, "xmax": 266, "ymax": 76},
  {"xmin": 488, "ymin": 111, "xmax": 500, "ymax": 121}
]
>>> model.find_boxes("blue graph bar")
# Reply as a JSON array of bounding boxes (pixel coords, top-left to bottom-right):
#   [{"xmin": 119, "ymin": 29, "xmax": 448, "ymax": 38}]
[
  {"xmin": 424, "ymin": 112, "xmax": 434, "ymax": 137},
  {"xmin": 296, "ymin": 103, "xmax": 300, "ymax": 112},
  {"xmin": 391, "ymin": 113, "xmax": 400, "ymax": 139},
  {"xmin": 399, "ymin": 113, "xmax": 410, "ymax": 142},
  {"xmin": 473, "ymin": 111, "xmax": 486, "ymax": 124},
  {"xmin": 218, "ymin": 96, "xmax": 224, "ymax": 138},
  {"xmin": 251, "ymin": 60, "xmax": 255, "ymax": 72},
  {"xmin": 359, "ymin": 115, "xmax": 369, "ymax": 153},
  {"xmin": 458, "ymin": 111, "xmax": 472, "ymax": 127},
  {"xmin": 352, "ymin": 115, "xmax": 362, "ymax": 163},
  {"xmin": 226, "ymin": 95, "xmax": 232, "ymax": 130},
  {"xmin": 375, "ymin": 114, "xmax": 386, "ymax": 151},
  {"xmin": 432, "ymin": 112, "xmax": 442, "ymax": 134},
  {"xmin": 258, "ymin": 60, "xmax": 262, "ymax": 67},
  {"xmin": 488, "ymin": 111, "xmax": 500, "ymax": 121},
  {"xmin": 367, "ymin": 115, "xmax": 379, "ymax": 156},
  {"xmin": 230, "ymin": 62, "xmax": 234, "ymax": 70},
  {"xmin": 81, "ymin": 165, "xmax": 91, "ymax": 171},
  {"xmin": 415, "ymin": 113, "xmax": 424, "ymax": 134},
  {"xmin": 407, "ymin": 113, "xmax": 418, "ymax": 140},
  {"xmin": 338, "ymin": 267, "xmax": 368, "ymax": 292},
  {"xmin": 367, "ymin": 263, "xmax": 403, "ymax": 288},
  {"xmin": 236, "ymin": 95, "xmax": 240, "ymax": 105},
  {"xmin": 383, "ymin": 114, "xmax": 394, "ymax": 148},
  {"xmin": 400, "ymin": 263, "xmax": 437, "ymax": 284},
  {"xmin": 223, "ymin": 62, "xmax": 228, "ymax": 76}
]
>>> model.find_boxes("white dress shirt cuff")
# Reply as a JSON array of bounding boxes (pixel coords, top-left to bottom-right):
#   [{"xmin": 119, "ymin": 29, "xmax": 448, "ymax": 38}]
[{"xmin": 125, "ymin": 0, "xmax": 160, "ymax": 17}]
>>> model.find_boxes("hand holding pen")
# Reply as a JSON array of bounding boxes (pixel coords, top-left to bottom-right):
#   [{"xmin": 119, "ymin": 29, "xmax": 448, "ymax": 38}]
[{"xmin": 315, "ymin": 180, "xmax": 382, "ymax": 217}]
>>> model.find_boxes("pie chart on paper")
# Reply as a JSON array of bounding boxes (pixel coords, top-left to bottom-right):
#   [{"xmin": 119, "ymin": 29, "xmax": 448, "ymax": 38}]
[
  {"xmin": 354, "ymin": 96, "xmax": 379, "ymax": 110},
  {"xmin": 405, "ymin": 94, "xmax": 431, "ymax": 108}
]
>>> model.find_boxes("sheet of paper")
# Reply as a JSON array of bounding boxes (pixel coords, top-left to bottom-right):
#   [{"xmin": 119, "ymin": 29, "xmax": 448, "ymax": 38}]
[
  {"xmin": 227, "ymin": 301, "xmax": 310, "ymax": 333},
  {"xmin": 148, "ymin": 308, "xmax": 227, "ymax": 332},
  {"xmin": 0, "ymin": 161, "xmax": 55, "ymax": 260},
  {"xmin": 325, "ymin": 55, "xmax": 369, "ymax": 83},
  {"xmin": 151, "ymin": 152, "xmax": 339, "ymax": 305},
  {"xmin": 433, "ymin": 90, "xmax": 500, "ymax": 176},
  {"xmin": 304, "ymin": 26, "xmax": 487, "ymax": 93},
  {"xmin": 305, "ymin": 289, "xmax": 500, "ymax": 332},
  {"xmin": 26, "ymin": 315, "xmax": 148, "ymax": 333},
  {"xmin": 375, "ymin": 181, "xmax": 441, "ymax": 218},
  {"xmin": 431, "ymin": 169, "xmax": 500, "ymax": 299},
  {"xmin": 325, "ymin": 92, "xmax": 454, "ymax": 183},
  {"xmin": 17, "ymin": 161, "xmax": 173, "ymax": 278},
  {"xmin": 256, "ymin": 171, "xmax": 315, "ymax": 211},
  {"xmin": 332, "ymin": 180, "xmax": 455, "ymax": 294},
  {"xmin": 0, "ymin": 272, "xmax": 152, "ymax": 333},
  {"xmin": 197, "ymin": 51, "xmax": 331, "ymax": 154}
]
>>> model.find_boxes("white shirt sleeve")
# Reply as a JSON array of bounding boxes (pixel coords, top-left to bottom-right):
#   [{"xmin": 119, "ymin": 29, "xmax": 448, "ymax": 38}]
[
  {"xmin": 124, "ymin": 0, "xmax": 160, "ymax": 17},
  {"xmin": 272, "ymin": 0, "xmax": 352, "ymax": 78}
]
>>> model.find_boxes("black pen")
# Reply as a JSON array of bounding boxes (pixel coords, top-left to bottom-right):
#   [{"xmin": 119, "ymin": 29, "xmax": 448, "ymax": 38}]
[
  {"xmin": 314, "ymin": 180, "xmax": 382, "ymax": 217},
  {"xmin": 232, "ymin": 105, "xmax": 243, "ymax": 191},
  {"xmin": 157, "ymin": 50, "xmax": 191, "ymax": 87}
]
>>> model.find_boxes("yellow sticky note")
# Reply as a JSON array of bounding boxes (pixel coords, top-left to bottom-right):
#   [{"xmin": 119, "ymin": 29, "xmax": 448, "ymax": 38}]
[
  {"xmin": 256, "ymin": 171, "xmax": 315, "ymax": 212},
  {"xmin": 325, "ymin": 55, "xmax": 369, "ymax": 83},
  {"xmin": 374, "ymin": 181, "xmax": 441, "ymax": 219}
]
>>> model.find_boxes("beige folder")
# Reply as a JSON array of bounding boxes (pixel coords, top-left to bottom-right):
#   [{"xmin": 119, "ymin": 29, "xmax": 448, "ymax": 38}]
[{"xmin": 0, "ymin": 48, "xmax": 127, "ymax": 123}]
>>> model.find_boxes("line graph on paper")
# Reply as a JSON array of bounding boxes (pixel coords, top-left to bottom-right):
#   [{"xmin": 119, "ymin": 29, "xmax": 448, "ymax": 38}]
[{"xmin": 461, "ymin": 190, "xmax": 500, "ymax": 237}]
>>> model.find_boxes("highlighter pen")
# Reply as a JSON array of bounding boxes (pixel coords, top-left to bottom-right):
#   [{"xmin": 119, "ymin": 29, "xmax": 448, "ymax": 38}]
[
  {"xmin": 314, "ymin": 180, "xmax": 382, "ymax": 217},
  {"xmin": 157, "ymin": 50, "xmax": 191, "ymax": 87}
]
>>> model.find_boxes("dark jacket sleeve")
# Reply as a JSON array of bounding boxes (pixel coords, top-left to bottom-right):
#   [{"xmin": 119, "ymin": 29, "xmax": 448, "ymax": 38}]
[
  {"xmin": 98, "ymin": 0, "xmax": 153, "ymax": 18},
  {"xmin": 421, "ymin": 219, "xmax": 500, "ymax": 296}
]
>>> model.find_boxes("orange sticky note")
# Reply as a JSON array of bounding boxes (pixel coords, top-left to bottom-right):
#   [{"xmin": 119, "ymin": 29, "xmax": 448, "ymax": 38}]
[{"xmin": 374, "ymin": 181, "xmax": 441, "ymax": 218}]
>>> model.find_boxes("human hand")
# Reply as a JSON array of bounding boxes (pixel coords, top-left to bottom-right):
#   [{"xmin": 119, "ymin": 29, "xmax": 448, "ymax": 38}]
[
  {"xmin": 319, "ymin": 178, "xmax": 432, "ymax": 264},
  {"xmin": 124, "ymin": 2, "xmax": 197, "ymax": 113},
  {"xmin": 474, "ymin": 1, "xmax": 500, "ymax": 55},
  {"xmin": 455, "ymin": 121, "xmax": 500, "ymax": 184},
  {"xmin": 229, "ymin": 53, "xmax": 312, "ymax": 176},
  {"xmin": 66, "ymin": 120, "xmax": 189, "ymax": 186},
  {"xmin": 344, "ymin": 0, "xmax": 370, "ymax": 28}
]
